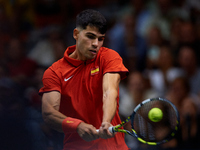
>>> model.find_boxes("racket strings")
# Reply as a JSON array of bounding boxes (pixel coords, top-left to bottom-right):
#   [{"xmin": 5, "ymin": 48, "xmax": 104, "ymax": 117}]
[{"xmin": 133, "ymin": 99, "xmax": 178, "ymax": 142}]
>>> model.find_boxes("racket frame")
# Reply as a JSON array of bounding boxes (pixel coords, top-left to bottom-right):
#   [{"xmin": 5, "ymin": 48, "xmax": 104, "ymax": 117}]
[{"xmin": 111, "ymin": 97, "xmax": 180, "ymax": 145}]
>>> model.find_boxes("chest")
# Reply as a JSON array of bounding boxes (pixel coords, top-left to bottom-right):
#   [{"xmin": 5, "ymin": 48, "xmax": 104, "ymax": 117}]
[
  {"xmin": 61, "ymin": 62, "xmax": 103, "ymax": 99},
  {"xmin": 58, "ymin": 61, "xmax": 104, "ymax": 118}
]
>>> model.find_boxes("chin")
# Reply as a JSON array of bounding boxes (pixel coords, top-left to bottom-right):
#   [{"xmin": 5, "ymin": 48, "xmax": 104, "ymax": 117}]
[{"xmin": 88, "ymin": 55, "xmax": 96, "ymax": 60}]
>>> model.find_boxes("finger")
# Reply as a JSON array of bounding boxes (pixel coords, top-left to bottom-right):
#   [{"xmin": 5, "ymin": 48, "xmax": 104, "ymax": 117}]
[
  {"xmin": 85, "ymin": 128, "xmax": 99, "ymax": 141},
  {"xmin": 99, "ymin": 129, "xmax": 111, "ymax": 139},
  {"xmin": 82, "ymin": 133, "xmax": 95, "ymax": 142},
  {"xmin": 92, "ymin": 128, "xmax": 100, "ymax": 139}
]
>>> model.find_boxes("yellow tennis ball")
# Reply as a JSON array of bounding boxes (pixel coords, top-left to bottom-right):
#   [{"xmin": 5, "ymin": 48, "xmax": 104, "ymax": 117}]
[{"xmin": 148, "ymin": 108, "xmax": 163, "ymax": 122}]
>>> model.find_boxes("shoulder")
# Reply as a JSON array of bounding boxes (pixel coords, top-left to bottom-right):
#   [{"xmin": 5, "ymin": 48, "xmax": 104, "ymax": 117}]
[
  {"xmin": 99, "ymin": 47, "xmax": 121, "ymax": 59},
  {"xmin": 100, "ymin": 47, "xmax": 120, "ymax": 55},
  {"xmin": 49, "ymin": 58, "xmax": 66, "ymax": 71},
  {"xmin": 44, "ymin": 58, "xmax": 66, "ymax": 77}
]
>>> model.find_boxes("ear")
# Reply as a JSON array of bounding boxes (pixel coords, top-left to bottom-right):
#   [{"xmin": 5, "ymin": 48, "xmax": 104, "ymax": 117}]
[{"xmin": 73, "ymin": 28, "xmax": 79, "ymax": 40}]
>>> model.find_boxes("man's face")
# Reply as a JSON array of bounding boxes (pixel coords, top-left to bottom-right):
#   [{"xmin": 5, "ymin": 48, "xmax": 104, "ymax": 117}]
[
  {"xmin": 73, "ymin": 26, "xmax": 105, "ymax": 61},
  {"xmin": 178, "ymin": 47, "xmax": 196, "ymax": 69}
]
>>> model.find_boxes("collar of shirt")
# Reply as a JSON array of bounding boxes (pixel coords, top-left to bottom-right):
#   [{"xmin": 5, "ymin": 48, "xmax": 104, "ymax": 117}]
[{"xmin": 64, "ymin": 45, "xmax": 98, "ymax": 67}]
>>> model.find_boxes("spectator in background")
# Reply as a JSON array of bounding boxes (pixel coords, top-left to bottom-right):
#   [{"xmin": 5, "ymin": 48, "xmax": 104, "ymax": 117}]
[
  {"xmin": 125, "ymin": 0, "xmax": 154, "ymax": 38},
  {"xmin": 184, "ymin": 0, "xmax": 200, "ymax": 24},
  {"xmin": 173, "ymin": 21, "xmax": 200, "ymax": 62},
  {"xmin": 148, "ymin": 0, "xmax": 189, "ymax": 40},
  {"xmin": 28, "ymin": 26, "xmax": 65, "ymax": 67},
  {"xmin": 166, "ymin": 77, "xmax": 199, "ymax": 149},
  {"xmin": 177, "ymin": 45, "xmax": 200, "ymax": 98},
  {"xmin": 51, "ymin": 38, "xmax": 67, "ymax": 61},
  {"xmin": 146, "ymin": 45, "xmax": 183, "ymax": 96},
  {"xmin": 107, "ymin": 13, "xmax": 147, "ymax": 72},
  {"xmin": 147, "ymin": 0, "xmax": 174, "ymax": 40},
  {"xmin": 145, "ymin": 26, "xmax": 167, "ymax": 70},
  {"xmin": 169, "ymin": 17, "xmax": 184, "ymax": 51},
  {"xmin": 107, "ymin": 0, "xmax": 152, "ymax": 72},
  {"xmin": 179, "ymin": 21, "xmax": 197, "ymax": 46},
  {"xmin": 6, "ymin": 37, "xmax": 37, "ymax": 87}
]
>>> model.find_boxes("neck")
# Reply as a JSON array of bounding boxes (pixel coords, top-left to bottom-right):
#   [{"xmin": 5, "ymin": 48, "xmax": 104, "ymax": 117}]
[{"xmin": 69, "ymin": 51, "xmax": 76, "ymax": 59}]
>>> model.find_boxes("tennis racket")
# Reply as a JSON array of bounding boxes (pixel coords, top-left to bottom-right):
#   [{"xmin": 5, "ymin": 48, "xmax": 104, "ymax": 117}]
[{"xmin": 98, "ymin": 97, "xmax": 180, "ymax": 145}]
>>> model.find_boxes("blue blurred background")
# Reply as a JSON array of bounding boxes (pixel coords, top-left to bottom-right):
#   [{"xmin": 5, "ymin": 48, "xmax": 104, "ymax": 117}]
[{"xmin": 0, "ymin": 0, "xmax": 200, "ymax": 149}]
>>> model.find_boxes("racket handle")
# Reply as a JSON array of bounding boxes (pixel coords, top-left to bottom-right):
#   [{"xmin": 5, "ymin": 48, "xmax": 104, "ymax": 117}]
[
  {"xmin": 96, "ymin": 126, "xmax": 114, "ymax": 133},
  {"xmin": 108, "ymin": 126, "xmax": 114, "ymax": 133}
]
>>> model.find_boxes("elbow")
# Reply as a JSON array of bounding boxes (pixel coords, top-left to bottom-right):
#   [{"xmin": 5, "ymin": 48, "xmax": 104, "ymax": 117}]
[{"xmin": 42, "ymin": 109, "xmax": 52, "ymax": 125}]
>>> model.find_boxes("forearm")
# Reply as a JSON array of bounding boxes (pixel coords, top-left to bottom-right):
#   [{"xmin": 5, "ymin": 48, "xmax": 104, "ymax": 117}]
[
  {"xmin": 42, "ymin": 91, "xmax": 69, "ymax": 133},
  {"xmin": 102, "ymin": 89, "xmax": 118, "ymax": 123},
  {"xmin": 42, "ymin": 91, "xmax": 84, "ymax": 134},
  {"xmin": 102, "ymin": 73, "xmax": 120, "ymax": 123},
  {"xmin": 42, "ymin": 106, "xmax": 67, "ymax": 132}
]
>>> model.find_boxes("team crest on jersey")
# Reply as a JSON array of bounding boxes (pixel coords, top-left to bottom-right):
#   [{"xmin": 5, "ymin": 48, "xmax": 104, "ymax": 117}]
[{"xmin": 91, "ymin": 66, "xmax": 99, "ymax": 75}]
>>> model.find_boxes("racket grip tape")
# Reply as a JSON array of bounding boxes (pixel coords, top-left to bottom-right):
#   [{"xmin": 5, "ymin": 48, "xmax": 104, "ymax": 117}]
[
  {"xmin": 96, "ymin": 126, "xmax": 114, "ymax": 133},
  {"xmin": 108, "ymin": 126, "xmax": 114, "ymax": 133}
]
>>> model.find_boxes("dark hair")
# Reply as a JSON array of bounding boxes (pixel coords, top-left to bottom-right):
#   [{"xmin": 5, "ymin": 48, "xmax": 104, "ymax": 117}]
[{"xmin": 76, "ymin": 9, "xmax": 107, "ymax": 34}]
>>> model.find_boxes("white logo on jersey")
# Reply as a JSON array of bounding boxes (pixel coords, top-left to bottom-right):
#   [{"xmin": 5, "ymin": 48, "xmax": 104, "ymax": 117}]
[{"xmin": 64, "ymin": 75, "xmax": 74, "ymax": 82}]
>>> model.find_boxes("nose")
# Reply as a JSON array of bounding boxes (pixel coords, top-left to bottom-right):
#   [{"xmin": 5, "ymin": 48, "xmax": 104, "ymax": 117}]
[{"xmin": 92, "ymin": 38, "xmax": 98, "ymax": 48}]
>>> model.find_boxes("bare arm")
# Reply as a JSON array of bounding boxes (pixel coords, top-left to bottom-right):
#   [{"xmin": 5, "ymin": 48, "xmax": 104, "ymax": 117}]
[
  {"xmin": 102, "ymin": 73, "xmax": 120, "ymax": 122},
  {"xmin": 42, "ymin": 91, "xmax": 99, "ymax": 141},
  {"xmin": 99, "ymin": 73, "xmax": 120, "ymax": 139},
  {"xmin": 42, "ymin": 91, "xmax": 66, "ymax": 132}
]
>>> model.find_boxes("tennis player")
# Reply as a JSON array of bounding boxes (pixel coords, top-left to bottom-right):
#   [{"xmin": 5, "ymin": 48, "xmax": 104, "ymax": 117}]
[{"xmin": 39, "ymin": 9, "xmax": 129, "ymax": 150}]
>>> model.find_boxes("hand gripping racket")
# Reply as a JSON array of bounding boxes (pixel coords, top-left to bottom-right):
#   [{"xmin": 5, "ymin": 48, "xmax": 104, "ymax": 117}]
[{"xmin": 100, "ymin": 97, "xmax": 180, "ymax": 145}]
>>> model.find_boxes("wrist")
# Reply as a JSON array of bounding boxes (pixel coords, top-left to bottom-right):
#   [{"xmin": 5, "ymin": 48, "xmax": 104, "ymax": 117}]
[
  {"xmin": 102, "ymin": 121, "xmax": 111, "ymax": 124},
  {"xmin": 101, "ymin": 122, "xmax": 113, "ymax": 128},
  {"xmin": 102, "ymin": 119, "xmax": 112, "ymax": 124},
  {"xmin": 62, "ymin": 117, "xmax": 83, "ymax": 134}
]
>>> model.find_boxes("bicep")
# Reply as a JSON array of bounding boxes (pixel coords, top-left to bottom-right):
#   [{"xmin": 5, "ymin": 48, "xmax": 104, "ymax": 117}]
[
  {"xmin": 42, "ymin": 91, "xmax": 61, "ymax": 114},
  {"xmin": 103, "ymin": 73, "xmax": 120, "ymax": 92}
]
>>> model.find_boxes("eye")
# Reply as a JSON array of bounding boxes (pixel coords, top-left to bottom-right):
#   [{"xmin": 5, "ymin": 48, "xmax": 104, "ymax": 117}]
[
  {"xmin": 87, "ymin": 34, "xmax": 96, "ymax": 39},
  {"xmin": 98, "ymin": 37, "xmax": 105, "ymax": 41}
]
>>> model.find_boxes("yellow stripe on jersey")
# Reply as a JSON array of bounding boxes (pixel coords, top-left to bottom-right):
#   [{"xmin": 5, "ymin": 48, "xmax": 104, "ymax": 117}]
[{"xmin": 91, "ymin": 67, "xmax": 99, "ymax": 75}]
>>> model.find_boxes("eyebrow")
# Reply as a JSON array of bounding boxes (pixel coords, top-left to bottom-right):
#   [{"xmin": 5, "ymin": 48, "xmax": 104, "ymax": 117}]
[{"xmin": 85, "ymin": 32, "xmax": 105, "ymax": 38}]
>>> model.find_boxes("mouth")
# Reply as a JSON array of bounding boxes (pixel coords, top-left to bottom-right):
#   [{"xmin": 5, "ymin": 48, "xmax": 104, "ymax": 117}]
[{"xmin": 89, "ymin": 50, "xmax": 97, "ymax": 55}]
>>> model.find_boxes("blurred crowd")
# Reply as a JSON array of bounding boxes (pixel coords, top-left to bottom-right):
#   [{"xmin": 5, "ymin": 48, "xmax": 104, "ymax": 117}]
[{"xmin": 0, "ymin": 0, "xmax": 200, "ymax": 150}]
